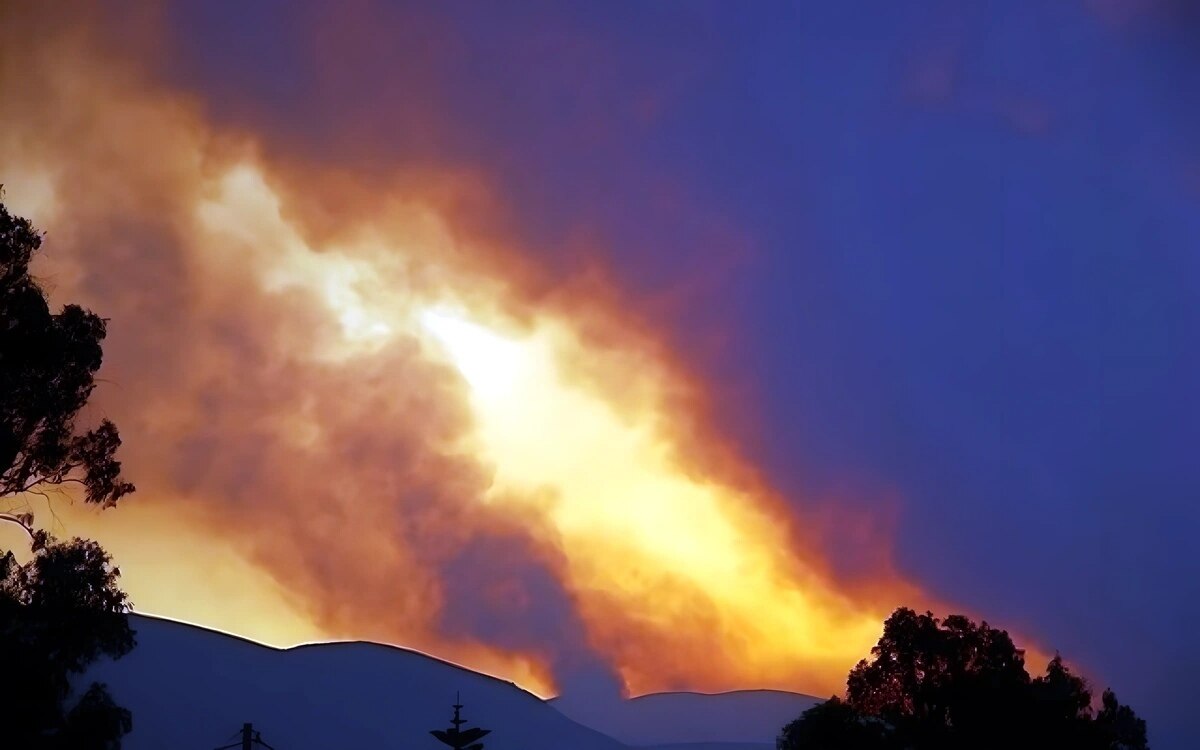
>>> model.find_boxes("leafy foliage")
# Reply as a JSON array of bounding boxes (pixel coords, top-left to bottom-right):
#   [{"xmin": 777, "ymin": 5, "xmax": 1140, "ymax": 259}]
[
  {"xmin": 58, "ymin": 682, "xmax": 134, "ymax": 750},
  {"xmin": 779, "ymin": 608, "xmax": 1149, "ymax": 750},
  {"xmin": 0, "ymin": 197, "xmax": 136, "ymax": 748},
  {"xmin": 1096, "ymin": 687, "xmax": 1150, "ymax": 750},
  {"xmin": 0, "ymin": 538, "xmax": 135, "ymax": 748},
  {"xmin": 778, "ymin": 697, "xmax": 890, "ymax": 750},
  {"xmin": 0, "ymin": 198, "xmax": 134, "ymax": 510}
]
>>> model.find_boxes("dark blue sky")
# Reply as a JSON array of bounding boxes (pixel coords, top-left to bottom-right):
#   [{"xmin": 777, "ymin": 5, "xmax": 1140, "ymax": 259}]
[{"xmin": 162, "ymin": 2, "xmax": 1199, "ymax": 745}]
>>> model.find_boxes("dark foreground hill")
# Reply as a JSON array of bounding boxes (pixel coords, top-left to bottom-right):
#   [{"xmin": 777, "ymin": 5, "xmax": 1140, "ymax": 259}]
[
  {"xmin": 82, "ymin": 615, "xmax": 625, "ymax": 750},
  {"xmin": 552, "ymin": 689, "xmax": 821, "ymax": 749},
  {"xmin": 80, "ymin": 615, "xmax": 821, "ymax": 750}
]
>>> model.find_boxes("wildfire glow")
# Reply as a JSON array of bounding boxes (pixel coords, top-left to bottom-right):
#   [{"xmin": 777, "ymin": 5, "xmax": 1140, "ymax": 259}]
[
  {"xmin": 0, "ymin": 4, "xmax": 932, "ymax": 702},
  {"xmin": 424, "ymin": 278, "xmax": 894, "ymax": 688},
  {"xmin": 420, "ymin": 311, "xmax": 530, "ymax": 399}
]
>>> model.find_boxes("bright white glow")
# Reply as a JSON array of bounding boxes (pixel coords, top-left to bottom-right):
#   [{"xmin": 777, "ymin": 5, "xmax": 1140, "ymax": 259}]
[
  {"xmin": 420, "ymin": 310, "xmax": 527, "ymax": 398},
  {"xmin": 198, "ymin": 166, "xmax": 396, "ymax": 352},
  {"xmin": 416, "ymin": 309, "xmax": 755, "ymax": 591}
]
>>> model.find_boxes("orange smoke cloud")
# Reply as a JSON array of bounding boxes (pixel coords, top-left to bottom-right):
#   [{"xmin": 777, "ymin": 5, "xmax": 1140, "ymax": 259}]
[{"xmin": 0, "ymin": 4, "xmax": 926, "ymax": 699}]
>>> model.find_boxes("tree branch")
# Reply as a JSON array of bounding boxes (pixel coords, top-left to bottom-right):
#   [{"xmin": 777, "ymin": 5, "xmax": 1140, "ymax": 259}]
[{"xmin": 0, "ymin": 512, "xmax": 34, "ymax": 540}]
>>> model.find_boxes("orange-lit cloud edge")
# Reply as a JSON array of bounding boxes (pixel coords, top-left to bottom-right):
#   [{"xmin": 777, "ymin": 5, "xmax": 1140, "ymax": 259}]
[{"xmin": 0, "ymin": 5, "xmax": 1048, "ymax": 701}]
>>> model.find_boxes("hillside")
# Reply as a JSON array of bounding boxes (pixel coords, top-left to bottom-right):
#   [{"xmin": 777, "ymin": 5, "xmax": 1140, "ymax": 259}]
[
  {"xmin": 81, "ymin": 615, "xmax": 627, "ymax": 750},
  {"xmin": 552, "ymin": 689, "xmax": 821, "ymax": 747},
  {"xmin": 79, "ymin": 615, "xmax": 822, "ymax": 750}
]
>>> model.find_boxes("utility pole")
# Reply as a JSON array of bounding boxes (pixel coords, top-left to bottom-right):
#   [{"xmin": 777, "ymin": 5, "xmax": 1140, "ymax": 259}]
[{"xmin": 213, "ymin": 722, "xmax": 275, "ymax": 750}]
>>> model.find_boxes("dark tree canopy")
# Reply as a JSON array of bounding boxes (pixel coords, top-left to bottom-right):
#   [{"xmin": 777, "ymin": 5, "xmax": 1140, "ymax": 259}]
[
  {"xmin": 846, "ymin": 608, "xmax": 1032, "ymax": 748},
  {"xmin": 0, "ymin": 198, "xmax": 133, "ymax": 519},
  {"xmin": 779, "ymin": 608, "xmax": 1149, "ymax": 750},
  {"xmin": 0, "ymin": 538, "xmax": 134, "ymax": 749},
  {"xmin": 0, "ymin": 197, "xmax": 136, "ymax": 748},
  {"xmin": 1096, "ymin": 687, "xmax": 1150, "ymax": 750},
  {"xmin": 779, "ymin": 697, "xmax": 890, "ymax": 750}
]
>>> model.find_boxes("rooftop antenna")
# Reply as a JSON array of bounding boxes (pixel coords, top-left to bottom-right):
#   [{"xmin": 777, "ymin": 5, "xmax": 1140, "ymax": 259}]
[{"xmin": 431, "ymin": 692, "xmax": 491, "ymax": 750}]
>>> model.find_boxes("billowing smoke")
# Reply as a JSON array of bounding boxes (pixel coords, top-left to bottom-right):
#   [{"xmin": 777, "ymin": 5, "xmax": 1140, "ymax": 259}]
[{"xmin": 0, "ymin": 3, "xmax": 923, "ymax": 699}]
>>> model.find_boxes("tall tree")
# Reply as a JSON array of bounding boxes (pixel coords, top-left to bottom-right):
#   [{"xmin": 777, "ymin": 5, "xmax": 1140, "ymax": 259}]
[
  {"xmin": 0, "ymin": 539, "xmax": 134, "ymax": 748},
  {"xmin": 845, "ymin": 609, "xmax": 1031, "ymax": 749},
  {"xmin": 0, "ymin": 196, "xmax": 133, "ymax": 523},
  {"xmin": 1095, "ymin": 688, "xmax": 1149, "ymax": 750},
  {"xmin": 781, "ymin": 607, "xmax": 1150, "ymax": 750},
  {"xmin": 1027, "ymin": 654, "xmax": 1094, "ymax": 747},
  {"xmin": 0, "ymin": 196, "xmax": 136, "ymax": 749}
]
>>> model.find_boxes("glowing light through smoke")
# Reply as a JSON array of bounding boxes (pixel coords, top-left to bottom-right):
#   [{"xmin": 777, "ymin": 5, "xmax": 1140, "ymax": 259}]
[
  {"xmin": 181, "ymin": 160, "xmax": 901, "ymax": 691},
  {"xmin": 420, "ymin": 311, "xmax": 529, "ymax": 399},
  {"xmin": 416, "ymin": 294, "xmax": 892, "ymax": 690},
  {"xmin": 0, "ymin": 6, "xmax": 930, "ymax": 700}
]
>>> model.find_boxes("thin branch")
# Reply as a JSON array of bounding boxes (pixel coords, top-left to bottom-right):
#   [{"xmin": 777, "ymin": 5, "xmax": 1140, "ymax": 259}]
[
  {"xmin": 0, "ymin": 512, "xmax": 34, "ymax": 540},
  {"xmin": 29, "ymin": 477, "xmax": 85, "ymax": 494}
]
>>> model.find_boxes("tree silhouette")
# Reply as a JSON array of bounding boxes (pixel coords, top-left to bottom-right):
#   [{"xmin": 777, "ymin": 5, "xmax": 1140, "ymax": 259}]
[
  {"xmin": 0, "ymin": 538, "xmax": 134, "ymax": 748},
  {"xmin": 780, "ymin": 608, "xmax": 1149, "ymax": 750},
  {"xmin": 1095, "ymin": 688, "xmax": 1149, "ymax": 750},
  {"xmin": 778, "ymin": 697, "xmax": 890, "ymax": 750},
  {"xmin": 0, "ymin": 196, "xmax": 136, "ymax": 748},
  {"xmin": 1027, "ymin": 654, "xmax": 1093, "ymax": 746},
  {"xmin": 845, "ymin": 608, "xmax": 1032, "ymax": 749},
  {"xmin": 0, "ymin": 196, "xmax": 133, "ymax": 525},
  {"xmin": 58, "ymin": 683, "xmax": 134, "ymax": 750}
]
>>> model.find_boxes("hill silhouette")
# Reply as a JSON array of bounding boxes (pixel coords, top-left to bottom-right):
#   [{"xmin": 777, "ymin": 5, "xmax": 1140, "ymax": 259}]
[
  {"xmin": 81, "ymin": 615, "xmax": 819, "ymax": 750},
  {"xmin": 82, "ymin": 615, "xmax": 624, "ymax": 750}
]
